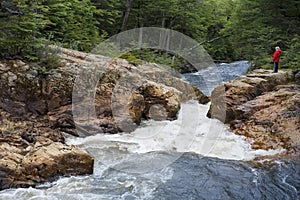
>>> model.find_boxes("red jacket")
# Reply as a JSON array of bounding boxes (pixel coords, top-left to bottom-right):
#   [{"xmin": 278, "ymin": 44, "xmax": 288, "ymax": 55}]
[{"xmin": 272, "ymin": 49, "xmax": 282, "ymax": 62}]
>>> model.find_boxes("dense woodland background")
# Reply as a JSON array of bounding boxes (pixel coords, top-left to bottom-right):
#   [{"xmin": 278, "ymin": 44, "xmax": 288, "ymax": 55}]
[{"xmin": 0, "ymin": 0, "xmax": 299, "ymax": 72}]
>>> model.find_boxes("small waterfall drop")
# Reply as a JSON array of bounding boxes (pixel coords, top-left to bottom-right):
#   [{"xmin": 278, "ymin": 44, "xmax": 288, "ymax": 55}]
[{"xmin": 1, "ymin": 61, "xmax": 298, "ymax": 200}]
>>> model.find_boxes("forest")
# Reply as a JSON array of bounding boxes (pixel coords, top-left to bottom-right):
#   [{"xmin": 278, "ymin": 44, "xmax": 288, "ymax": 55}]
[{"xmin": 0, "ymin": 0, "xmax": 299, "ymax": 72}]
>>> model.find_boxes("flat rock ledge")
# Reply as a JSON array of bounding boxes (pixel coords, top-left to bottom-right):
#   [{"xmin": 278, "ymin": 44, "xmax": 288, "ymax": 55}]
[
  {"xmin": 208, "ymin": 69, "xmax": 299, "ymax": 153},
  {"xmin": 0, "ymin": 124, "xmax": 94, "ymax": 190}
]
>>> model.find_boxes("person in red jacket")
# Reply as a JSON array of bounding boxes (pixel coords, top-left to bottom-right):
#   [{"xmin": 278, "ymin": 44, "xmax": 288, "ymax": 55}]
[{"xmin": 272, "ymin": 46, "xmax": 282, "ymax": 73}]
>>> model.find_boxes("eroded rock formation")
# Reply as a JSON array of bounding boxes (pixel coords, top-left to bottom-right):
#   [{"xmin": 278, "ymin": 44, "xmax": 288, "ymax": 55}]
[
  {"xmin": 233, "ymin": 84, "xmax": 300, "ymax": 152},
  {"xmin": 0, "ymin": 47, "xmax": 208, "ymax": 190},
  {"xmin": 0, "ymin": 47, "xmax": 208, "ymax": 136},
  {"xmin": 0, "ymin": 111, "xmax": 93, "ymax": 190},
  {"xmin": 208, "ymin": 69, "xmax": 299, "ymax": 152}
]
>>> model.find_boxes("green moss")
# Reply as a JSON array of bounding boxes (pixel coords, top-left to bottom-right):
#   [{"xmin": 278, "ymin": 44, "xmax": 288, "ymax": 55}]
[{"xmin": 119, "ymin": 53, "xmax": 141, "ymax": 66}]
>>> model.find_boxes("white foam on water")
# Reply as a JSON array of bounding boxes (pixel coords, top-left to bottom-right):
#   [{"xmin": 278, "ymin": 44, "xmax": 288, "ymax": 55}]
[
  {"xmin": 0, "ymin": 102, "xmax": 284, "ymax": 200},
  {"xmin": 0, "ymin": 167, "xmax": 173, "ymax": 200},
  {"xmin": 67, "ymin": 101, "xmax": 284, "ymax": 161}
]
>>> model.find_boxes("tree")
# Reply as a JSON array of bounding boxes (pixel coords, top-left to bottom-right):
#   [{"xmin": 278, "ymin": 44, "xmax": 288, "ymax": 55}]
[
  {"xmin": 0, "ymin": 0, "xmax": 48, "ymax": 60},
  {"xmin": 121, "ymin": 0, "xmax": 133, "ymax": 31},
  {"xmin": 227, "ymin": 0, "xmax": 300, "ymax": 68},
  {"xmin": 42, "ymin": 0, "xmax": 101, "ymax": 51},
  {"xmin": 91, "ymin": 0, "xmax": 122, "ymax": 36},
  {"xmin": 1, "ymin": 0, "xmax": 298, "ymax": 71}
]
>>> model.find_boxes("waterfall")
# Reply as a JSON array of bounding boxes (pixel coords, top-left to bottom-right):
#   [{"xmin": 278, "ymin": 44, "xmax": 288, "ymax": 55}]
[{"xmin": 1, "ymin": 61, "xmax": 298, "ymax": 200}]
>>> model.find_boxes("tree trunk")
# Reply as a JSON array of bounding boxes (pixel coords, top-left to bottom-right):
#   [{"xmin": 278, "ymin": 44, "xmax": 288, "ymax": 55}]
[{"xmin": 121, "ymin": 0, "xmax": 133, "ymax": 32}]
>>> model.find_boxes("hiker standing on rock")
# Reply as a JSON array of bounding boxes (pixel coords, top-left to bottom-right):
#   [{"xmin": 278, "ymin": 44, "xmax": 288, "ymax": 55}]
[{"xmin": 272, "ymin": 46, "xmax": 282, "ymax": 73}]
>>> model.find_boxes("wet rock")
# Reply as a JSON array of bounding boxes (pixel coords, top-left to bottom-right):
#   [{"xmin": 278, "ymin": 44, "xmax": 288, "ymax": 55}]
[
  {"xmin": 0, "ymin": 47, "xmax": 209, "ymax": 190},
  {"xmin": 129, "ymin": 92, "xmax": 145, "ymax": 123},
  {"xmin": 208, "ymin": 69, "xmax": 299, "ymax": 153},
  {"xmin": 236, "ymin": 84, "xmax": 300, "ymax": 151},
  {"xmin": 135, "ymin": 64, "xmax": 209, "ymax": 104},
  {"xmin": 48, "ymin": 105, "xmax": 78, "ymax": 136},
  {"xmin": 0, "ymin": 132, "xmax": 93, "ymax": 190},
  {"xmin": 137, "ymin": 81, "xmax": 181, "ymax": 120},
  {"xmin": 207, "ymin": 70, "xmax": 294, "ymax": 123},
  {"xmin": 0, "ymin": 109, "xmax": 93, "ymax": 190}
]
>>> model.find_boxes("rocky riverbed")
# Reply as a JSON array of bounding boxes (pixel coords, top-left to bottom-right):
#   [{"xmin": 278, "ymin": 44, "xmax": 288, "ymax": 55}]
[
  {"xmin": 0, "ymin": 48, "xmax": 208, "ymax": 190},
  {"xmin": 0, "ymin": 47, "xmax": 299, "ymax": 190},
  {"xmin": 208, "ymin": 69, "xmax": 300, "ymax": 154}
]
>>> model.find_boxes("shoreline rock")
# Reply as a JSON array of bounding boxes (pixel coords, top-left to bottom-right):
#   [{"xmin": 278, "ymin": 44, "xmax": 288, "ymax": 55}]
[
  {"xmin": 233, "ymin": 84, "xmax": 300, "ymax": 152},
  {"xmin": 0, "ymin": 48, "xmax": 208, "ymax": 135},
  {"xmin": 0, "ymin": 47, "xmax": 208, "ymax": 190},
  {"xmin": 0, "ymin": 113, "xmax": 94, "ymax": 190},
  {"xmin": 208, "ymin": 69, "xmax": 300, "ymax": 154}
]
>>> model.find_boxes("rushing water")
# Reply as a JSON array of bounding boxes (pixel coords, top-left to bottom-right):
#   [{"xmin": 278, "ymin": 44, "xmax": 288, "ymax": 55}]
[
  {"xmin": 1, "ymin": 61, "xmax": 299, "ymax": 200},
  {"xmin": 182, "ymin": 61, "xmax": 250, "ymax": 96}
]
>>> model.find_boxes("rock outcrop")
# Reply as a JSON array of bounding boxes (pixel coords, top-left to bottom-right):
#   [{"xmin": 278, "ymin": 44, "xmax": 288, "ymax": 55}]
[
  {"xmin": 0, "ymin": 133, "xmax": 93, "ymax": 190},
  {"xmin": 233, "ymin": 84, "xmax": 300, "ymax": 151},
  {"xmin": 0, "ymin": 59, "xmax": 74, "ymax": 116},
  {"xmin": 0, "ymin": 47, "xmax": 208, "ymax": 190},
  {"xmin": 0, "ymin": 111, "xmax": 94, "ymax": 190},
  {"xmin": 207, "ymin": 69, "xmax": 294, "ymax": 123},
  {"xmin": 0, "ymin": 47, "xmax": 208, "ymax": 135},
  {"xmin": 208, "ymin": 69, "xmax": 299, "ymax": 152}
]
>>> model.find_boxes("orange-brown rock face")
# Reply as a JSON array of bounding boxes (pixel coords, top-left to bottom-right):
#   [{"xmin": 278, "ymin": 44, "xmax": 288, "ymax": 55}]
[
  {"xmin": 0, "ymin": 120, "xmax": 94, "ymax": 190},
  {"xmin": 207, "ymin": 69, "xmax": 294, "ymax": 123},
  {"xmin": 0, "ymin": 47, "xmax": 207, "ymax": 135},
  {"xmin": 208, "ymin": 69, "xmax": 299, "ymax": 153},
  {"xmin": 232, "ymin": 84, "xmax": 300, "ymax": 152},
  {"xmin": 0, "ymin": 47, "xmax": 209, "ymax": 190}
]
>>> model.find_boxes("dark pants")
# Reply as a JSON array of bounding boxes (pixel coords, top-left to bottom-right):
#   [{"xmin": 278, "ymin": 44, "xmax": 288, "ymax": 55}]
[{"xmin": 273, "ymin": 62, "xmax": 279, "ymax": 73}]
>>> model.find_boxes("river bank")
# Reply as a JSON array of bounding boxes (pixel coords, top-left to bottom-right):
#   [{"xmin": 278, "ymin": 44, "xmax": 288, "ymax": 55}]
[
  {"xmin": 0, "ymin": 48, "xmax": 299, "ymax": 191},
  {"xmin": 0, "ymin": 48, "xmax": 208, "ymax": 190},
  {"xmin": 208, "ymin": 69, "xmax": 300, "ymax": 155}
]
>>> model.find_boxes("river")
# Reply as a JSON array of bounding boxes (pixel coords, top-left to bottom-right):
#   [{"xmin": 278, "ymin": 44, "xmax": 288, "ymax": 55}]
[{"xmin": 0, "ymin": 61, "xmax": 299, "ymax": 200}]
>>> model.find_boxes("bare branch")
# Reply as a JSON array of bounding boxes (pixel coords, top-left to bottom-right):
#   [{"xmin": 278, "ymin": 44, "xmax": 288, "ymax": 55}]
[
  {"xmin": 1, "ymin": 2, "xmax": 23, "ymax": 15},
  {"xmin": 188, "ymin": 36, "xmax": 223, "ymax": 52},
  {"xmin": 5, "ymin": 7, "xmax": 23, "ymax": 15}
]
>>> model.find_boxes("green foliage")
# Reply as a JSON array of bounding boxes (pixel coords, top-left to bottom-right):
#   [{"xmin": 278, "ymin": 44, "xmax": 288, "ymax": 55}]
[
  {"xmin": 120, "ymin": 49, "xmax": 191, "ymax": 73},
  {"xmin": 91, "ymin": 0, "xmax": 122, "ymax": 35},
  {"xmin": 119, "ymin": 53, "xmax": 141, "ymax": 66},
  {"xmin": 0, "ymin": 0, "xmax": 48, "ymax": 59},
  {"xmin": 1, "ymin": 0, "xmax": 299, "ymax": 73},
  {"xmin": 122, "ymin": 0, "xmax": 215, "ymax": 40},
  {"xmin": 282, "ymin": 35, "xmax": 300, "ymax": 72},
  {"xmin": 108, "ymin": 0, "xmax": 236, "ymax": 64},
  {"xmin": 0, "ymin": 0, "xmax": 108, "ymax": 61},
  {"xmin": 29, "ymin": 45, "xmax": 62, "ymax": 77},
  {"xmin": 42, "ymin": 0, "xmax": 102, "ymax": 51},
  {"xmin": 227, "ymin": 0, "xmax": 300, "ymax": 69},
  {"xmin": 38, "ymin": 46, "xmax": 61, "ymax": 69}
]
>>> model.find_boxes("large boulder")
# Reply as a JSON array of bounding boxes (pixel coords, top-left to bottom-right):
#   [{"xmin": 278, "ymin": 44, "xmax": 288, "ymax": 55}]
[
  {"xmin": 0, "ymin": 128, "xmax": 93, "ymax": 190},
  {"xmin": 207, "ymin": 69, "xmax": 294, "ymax": 123},
  {"xmin": 207, "ymin": 69, "xmax": 299, "ymax": 153},
  {"xmin": 0, "ymin": 47, "xmax": 208, "ymax": 135},
  {"xmin": 232, "ymin": 84, "xmax": 300, "ymax": 152},
  {"xmin": 131, "ymin": 81, "xmax": 181, "ymax": 121}
]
